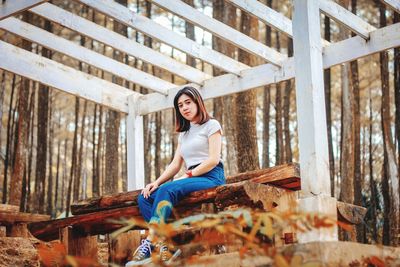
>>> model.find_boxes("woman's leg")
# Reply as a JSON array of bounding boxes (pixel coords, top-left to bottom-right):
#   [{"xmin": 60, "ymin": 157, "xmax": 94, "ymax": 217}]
[
  {"xmin": 149, "ymin": 176, "xmax": 222, "ymax": 224},
  {"xmin": 138, "ymin": 192, "xmax": 157, "ymax": 222}
]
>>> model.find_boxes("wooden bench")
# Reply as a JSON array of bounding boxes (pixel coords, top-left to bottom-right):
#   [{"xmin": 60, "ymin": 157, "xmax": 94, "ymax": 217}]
[
  {"xmin": 27, "ymin": 163, "xmax": 366, "ymax": 261},
  {"xmin": 0, "ymin": 204, "xmax": 50, "ymax": 237}
]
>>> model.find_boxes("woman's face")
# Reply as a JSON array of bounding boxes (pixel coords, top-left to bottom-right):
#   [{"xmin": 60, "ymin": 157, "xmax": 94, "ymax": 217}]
[{"xmin": 177, "ymin": 94, "xmax": 199, "ymax": 122}]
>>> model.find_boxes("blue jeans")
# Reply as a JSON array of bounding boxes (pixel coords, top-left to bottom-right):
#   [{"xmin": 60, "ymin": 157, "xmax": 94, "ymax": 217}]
[{"xmin": 138, "ymin": 163, "xmax": 225, "ymax": 223}]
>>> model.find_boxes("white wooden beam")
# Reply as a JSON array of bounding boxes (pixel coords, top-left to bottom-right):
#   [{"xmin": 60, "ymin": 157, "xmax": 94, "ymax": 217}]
[
  {"xmin": 293, "ymin": 0, "xmax": 337, "ymax": 243},
  {"xmin": 0, "ymin": 0, "xmax": 47, "ymax": 20},
  {"xmin": 127, "ymin": 94, "xmax": 145, "ymax": 190},
  {"xmin": 150, "ymin": 0, "xmax": 286, "ymax": 66},
  {"xmin": 381, "ymin": 0, "xmax": 400, "ymax": 13},
  {"xmin": 0, "ymin": 40, "xmax": 136, "ymax": 113},
  {"xmin": 0, "ymin": 17, "xmax": 174, "ymax": 95},
  {"xmin": 227, "ymin": 0, "xmax": 330, "ymax": 46},
  {"xmin": 139, "ymin": 22, "xmax": 400, "ymax": 114},
  {"xmin": 319, "ymin": 0, "xmax": 376, "ymax": 39},
  {"xmin": 227, "ymin": 0, "xmax": 293, "ymax": 37},
  {"xmin": 30, "ymin": 3, "xmax": 210, "ymax": 85},
  {"xmin": 76, "ymin": 0, "xmax": 250, "ymax": 75},
  {"xmin": 292, "ymin": 0, "xmax": 330, "ymax": 197}
]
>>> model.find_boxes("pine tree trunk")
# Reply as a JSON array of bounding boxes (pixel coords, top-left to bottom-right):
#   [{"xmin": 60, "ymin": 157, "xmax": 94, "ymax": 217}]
[
  {"xmin": 235, "ymin": 11, "xmax": 259, "ymax": 172},
  {"xmin": 378, "ymin": 2, "xmax": 400, "ymax": 246},
  {"xmin": 324, "ymin": 15, "xmax": 335, "ymax": 197},
  {"xmin": 394, "ymin": 12, "xmax": 400, "ymax": 187},
  {"xmin": 66, "ymin": 98, "xmax": 80, "ymax": 216},
  {"xmin": 368, "ymin": 87, "xmax": 378, "ymax": 242},
  {"xmin": 105, "ymin": 0, "xmax": 127, "ymax": 194},
  {"xmin": 262, "ymin": 0, "xmax": 272, "ymax": 169},
  {"xmin": 275, "ymin": 31, "xmax": 284, "ymax": 165},
  {"xmin": 349, "ymin": 0, "xmax": 363, "ymax": 243},
  {"xmin": 212, "ymin": 0, "xmax": 224, "ymax": 125},
  {"xmin": 47, "ymin": 93, "xmax": 54, "ymax": 215},
  {"xmin": 283, "ymin": 39, "xmax": 293, "ymax": 163},
  {"xmin": 0, "ymin": 71, "xmax": 5, "ymax": 152},
  {"xmin": 92, "ymin": 105, "xmax": 99, "ymax": 197},
  {"xmin": 3, "ymin": 74, "xmax": 16, "ymax": 203},
  {"xmin": 184, "ymin": 0, "xmax": 196, "ymax": 68},
  {"xmin": 9, "ymin": 13, "xmax": 32, "ymax": 208},
  {"xmin": 74, "ymin": 100, "xmax": 87, "ymax": 200},
  {"xmin": 154, "ymin": 113, "xmax": 162, "ymax": 178}
]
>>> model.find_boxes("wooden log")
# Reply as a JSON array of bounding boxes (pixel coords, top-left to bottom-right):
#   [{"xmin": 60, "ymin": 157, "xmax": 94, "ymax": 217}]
[
  {"xmin": 30, "ymin": 206, "xmax": 141, "ymax": 241},
  {"xmin": 9, "ymin": 223, "xmax": 29, "ymax": 238},
  {"xmin": 337, "ymin": 201, "xmax": 367, "ymax": 225},
  {"xmin": 71, "ymin": 163, "xmax": 300, "ymax": 215},
  {"xmin": 60, "ymin": 226, "xmax": 98, "ymax": 259},
  {"xmin": 0, "ymin": 226, "xmax": 6, "ymax": 237},
  {"xmin": 0, "ymin": 204, "xmax": 19, "ymax": 213},
  {"xmin": 214, "ymin": 181, "xmax": 295, "ymax": 212},
  {"xmin": 31, "ymin": 181, "xmax": 295, "ymax": 241},
  {"xmin": 0, "ymin": 211, "xmax": 50, "ymax": 224}
]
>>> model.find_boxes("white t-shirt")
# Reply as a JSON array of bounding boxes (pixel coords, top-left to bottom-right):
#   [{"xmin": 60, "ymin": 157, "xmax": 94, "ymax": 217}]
[{"xmin": 178, "ymin": 119, "xmax": 222, "ymax": 168}]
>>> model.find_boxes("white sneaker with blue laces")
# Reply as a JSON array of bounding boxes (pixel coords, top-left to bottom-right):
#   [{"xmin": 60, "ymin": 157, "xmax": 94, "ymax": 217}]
[{"xmin": 125, "ymin": 239, "xmax": 153, "ymax": 266}]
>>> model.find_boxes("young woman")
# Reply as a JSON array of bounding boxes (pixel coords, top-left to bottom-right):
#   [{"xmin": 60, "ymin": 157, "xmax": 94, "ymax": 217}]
[{"xmin": 126, "ymin": 86, "xmax": 225, "ymax": 266}]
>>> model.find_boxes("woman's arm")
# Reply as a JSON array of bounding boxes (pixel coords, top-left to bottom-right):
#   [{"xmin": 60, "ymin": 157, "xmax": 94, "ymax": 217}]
[
  {"xmin": 189, "ymin": 131, "xmax": 222, "ymax": 177},
  {"xmin": 141, "ymin": 143, "xmax": 184, "ymax": 198}
]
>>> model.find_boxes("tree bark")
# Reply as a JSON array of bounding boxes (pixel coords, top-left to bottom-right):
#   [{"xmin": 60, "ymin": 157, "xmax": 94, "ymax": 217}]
[
  {"xmin": 368, "ymin": 87, "xmax": 377, "ymax": 242},
  {"xmin": 324, "ymin": 15, "xmax": 335, "ymax": 197},
  {"xmin": 66, "ymin": 98, "xmax": 80, "ymax": 216},
  {"xmin": 74, "ymin": 100, "xmax": 87, "ymax": 201},
  {"xmin": 47, "ymin": 92, "xmax": 54, "ymax": 215},
  {"xmin": 350, "ymin": 0, "xmax": 363, "ymax": 243},
  {"xmin": 3, "ymin": 74, "xmax": 16, "ymax": 204},
  {"xmin": 184, "ymin": 0, "xmax": 196, "ymax": 68},
  {"xmin": 235, "ymin": 11, "xmax": 259, "ymax": 172},
  {"xmin": 378, "ymin": 2, "xmax": 400, "ymax": 246},
  {"xmin": 105, "ymin": 0, "xmax": 127, "ymax": 194},
  {"xmin": 9, "ymin": 13, "xmax": 32, "ymax": 208},
  {"xmin": 394, "ymin": 12, "xmax": 400, "ymax": 191},
  {"xmin": 338, "ymin": 27, "xmax": 356, "ymax": 243},
  {"xmin": 283, "ymin": 39, "xmax": 293, "ymax": 163}
]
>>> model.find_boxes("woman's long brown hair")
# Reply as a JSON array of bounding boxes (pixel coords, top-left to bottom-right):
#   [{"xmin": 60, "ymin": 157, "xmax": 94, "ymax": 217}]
[{"xmin": 174, "ymin": 86, "xmax": 211, "ymax": 132}]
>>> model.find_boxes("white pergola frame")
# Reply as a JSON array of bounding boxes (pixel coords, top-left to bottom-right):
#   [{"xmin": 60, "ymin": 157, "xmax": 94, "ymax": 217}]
[{"xmin": 1, "ymin": 0, "xmax": 399, "ymax": 242}]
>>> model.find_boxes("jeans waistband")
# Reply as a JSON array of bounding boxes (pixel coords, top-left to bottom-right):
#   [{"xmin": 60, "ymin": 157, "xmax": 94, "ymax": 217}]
[{"xmin": 188, "ymin": 161, "xmax": 223, "ymax": 170}]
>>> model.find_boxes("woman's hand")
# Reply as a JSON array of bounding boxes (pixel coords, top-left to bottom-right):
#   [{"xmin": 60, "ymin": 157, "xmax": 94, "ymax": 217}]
[{"xmin": 141, "ymin": 181, "xmax": 159, "ymax": 199}]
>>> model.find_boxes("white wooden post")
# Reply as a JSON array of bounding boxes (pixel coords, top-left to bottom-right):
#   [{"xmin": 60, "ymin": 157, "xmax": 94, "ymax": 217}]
[
  {"xmin": 292, "ymin": 0, "xmax": 338, "ymax": 242},
  {"xmin": 127, "ymin": 94, "xmax": 145, "ymax": 191}
]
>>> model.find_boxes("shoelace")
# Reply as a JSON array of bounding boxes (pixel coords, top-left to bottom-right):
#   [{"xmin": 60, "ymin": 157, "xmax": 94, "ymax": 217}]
[{"xmin": 134, "ymin": 239, "xmax": 152, "ymax": 260}]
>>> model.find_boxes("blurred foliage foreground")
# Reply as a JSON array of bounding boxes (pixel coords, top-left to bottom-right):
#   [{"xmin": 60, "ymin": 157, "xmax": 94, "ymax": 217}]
[{"xmin": 37, "ymin": 203, "xmax": 394, "ymax": 267}]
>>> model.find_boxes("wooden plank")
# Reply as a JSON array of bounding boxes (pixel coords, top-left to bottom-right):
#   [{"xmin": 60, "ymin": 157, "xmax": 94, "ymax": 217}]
[
  {"xmin": 0, "ymin": 211, "xmax": 50, "ymax": 223},
  {"xmin": 126, "ymin": 95, "xmax": 145, "ymax": 191},
  {"xmin": 77, "ymin": 0, "xmax": 250, "ymax": 75},
  {"xmin": 138, "ymin": 8, "xmax": 400, "ymax": 114},
  {"xmin": 150, "ymin": 0, "xmax": 286, "ymax": 66},
  {"xmin": 381, "ymin": 0, "xmax": 400, "ymax": 13},
  {"xmin": 0, "ymin": 0, "xmax": 47, "ymax": 20},
  {"xmin": 319, "ymin": 0, "xmax": 376, "ymax": 39},
  {"xmin": 0, "ymin": 17, "xmax": 173, "ymax": 95},
  {"xmin": 30, "ymin": 3, "xmax": 210, "ymax": 84},
  {"xmin": 293, "ymin": 0, "xmax": 330, "ymax": 198},
  {"xmin": 0, "ymin": 204, "xmax": 19, "ymax": 213},
  {"xmin": 337, "ymin": 201, "xmax": 367, "ymax": 225},
  {"xmin": 0, "ymin": 40, "xmax": 135, "ymax": 113},
  {"xmin": 61, "ymin": 227, "xmax": 98, "ymax": 259}
]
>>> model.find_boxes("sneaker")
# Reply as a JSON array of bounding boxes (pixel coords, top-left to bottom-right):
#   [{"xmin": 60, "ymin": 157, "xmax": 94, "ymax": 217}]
[
  {"xmin": 125, "ymin": 239, "xmax": 153, "ymax": 266},
  {"xmin": 157, "ymin": 242, "xmax": 181, "ymax": 265}
]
